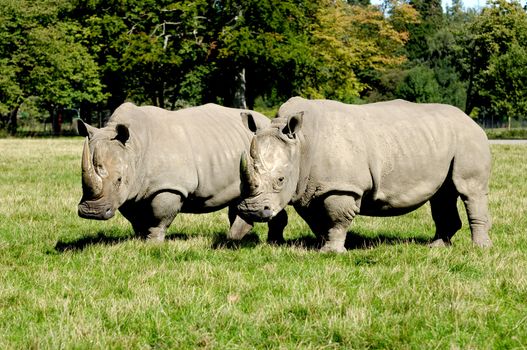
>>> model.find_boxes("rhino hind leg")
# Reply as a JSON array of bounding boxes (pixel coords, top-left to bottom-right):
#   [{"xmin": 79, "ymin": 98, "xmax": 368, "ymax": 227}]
[
  {"xmin": 451, "ymin": 154, "xmax": 492, "ymax": 248},
  {"xmin": 429, "ymin": 181, "xmax": 462, "ymax": 247},
  {"xmin": 461, "ymin": 194, "xmax": 492, "ymax": 247}
]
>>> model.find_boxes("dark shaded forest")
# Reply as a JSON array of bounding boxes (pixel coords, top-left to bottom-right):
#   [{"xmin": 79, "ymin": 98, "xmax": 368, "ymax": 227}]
[{"xmin": 1, "ymin": 0, "xmax": 527, "ymax": 135}]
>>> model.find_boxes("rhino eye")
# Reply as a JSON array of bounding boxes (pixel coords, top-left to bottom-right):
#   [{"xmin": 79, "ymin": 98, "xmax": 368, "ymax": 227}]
[{"xmin": 278, "ymin": 176, "xmax": 285, "ymax": 183}]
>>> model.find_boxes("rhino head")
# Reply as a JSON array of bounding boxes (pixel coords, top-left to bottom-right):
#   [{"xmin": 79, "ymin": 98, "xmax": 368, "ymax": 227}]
[
  {"xmin": 76, "ymin": 120, "xmax": 135, "ymax": 220},
  {"xmin": 237, "ymin": 112, "xmax": 304, "ymax": 222}
]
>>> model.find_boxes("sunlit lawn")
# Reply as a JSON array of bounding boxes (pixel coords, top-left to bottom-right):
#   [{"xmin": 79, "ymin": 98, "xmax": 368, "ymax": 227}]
[{"xmin": 0, "ymin": 138, "xmax": 526, "ymax": 349}]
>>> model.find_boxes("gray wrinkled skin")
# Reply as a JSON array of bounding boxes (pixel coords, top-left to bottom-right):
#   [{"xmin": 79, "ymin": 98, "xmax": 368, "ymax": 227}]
[
  {"xmin": 238, "ymin": 97, "xmax": 492, "ymax": 252},
  {"xmin": 77, "ymin": 102, "xmax": 288, "ymax": 242}
]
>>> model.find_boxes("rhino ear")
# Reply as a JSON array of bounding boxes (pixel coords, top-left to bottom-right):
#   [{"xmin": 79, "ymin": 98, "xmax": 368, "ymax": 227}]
[
  {"xmin": 115, "ymin": 124, "xmax": 130, "ymax": 145},
  {"xmin": 241, "ymin": 112, "xmax": 258, "ymax": 134},
  {"xmin": 75, "ymin": 119, "xmax": 98, "ymax": 139},
  {"xmin": 282, "ymin": 112, "xmax": 304, "ymax": 139}
]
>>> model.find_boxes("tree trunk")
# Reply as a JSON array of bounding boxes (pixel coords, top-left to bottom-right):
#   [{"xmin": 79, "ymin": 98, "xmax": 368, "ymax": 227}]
[
  {"xmin": 7, "ymin": 106, "xmax": 19, "ymax": 135},
  {"xmin": 464, "ymin": 43, "xmax": 477, "ymax": 116},
  {"xmin": 48, "ymin": 106, "xmax": 62, "ymax": 136},
  {"xmin": 233, "ymin": 68, "xmax": 247, "ymax": 109}
]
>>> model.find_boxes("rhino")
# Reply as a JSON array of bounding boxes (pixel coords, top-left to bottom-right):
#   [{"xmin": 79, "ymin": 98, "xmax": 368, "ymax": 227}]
[
  {"xmin": 235, "ymin": 97, "xmax": 492, "ymax": 252},
  {"xmin": 76, "ymin": 102, "xmax": 287, "ymax": 242}
]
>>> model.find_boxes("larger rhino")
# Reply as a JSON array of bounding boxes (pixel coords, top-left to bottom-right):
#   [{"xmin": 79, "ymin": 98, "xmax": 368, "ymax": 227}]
[
  {"xmin": 235, "ymin": 97, "xmax": 492, "ymax": 252},
  {"xmin": 77, "ymin": 102, "xmax": 287, "ymax": 241}
]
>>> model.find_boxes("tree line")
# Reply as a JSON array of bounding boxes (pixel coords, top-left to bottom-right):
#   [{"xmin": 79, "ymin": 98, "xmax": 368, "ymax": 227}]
[{"xmin": 1, "ymin": 0, "xmax": 526, "ymax": 135}]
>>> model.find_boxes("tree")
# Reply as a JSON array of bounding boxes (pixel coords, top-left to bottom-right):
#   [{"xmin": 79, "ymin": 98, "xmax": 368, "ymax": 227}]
[
  {"xmin": 72, "ymin": 0, "xmax": 213, "ymax": 110},
  {"xmin": 0, "ymin": 0, "xmax": 105, "ymax": 134},
  {"xmin": 212, "ymin": 0, "xmax": 318, "ymax": 107},
  {"xmin": 461, "ymin": 0, "xmax": 527, "ymax": 119},
  {"xmin": 304, "ymin": 0, "xmax": 418, "ymax": 102},
  {"xmin": 395, "ymin": 64, "xmax": 440, "ymax": 102},
  {"xmin": 482, "ymin": 43, "xmax": 527, "ymax": 123}
]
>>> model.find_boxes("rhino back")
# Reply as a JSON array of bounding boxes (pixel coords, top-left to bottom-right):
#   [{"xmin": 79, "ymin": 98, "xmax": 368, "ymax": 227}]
[
  {"xmin": 279, "ymin": 97, "xmax": 489, "ymax": 214},
  {"xmin": 113, "ymin": 103, "xmax": 269, "ymax": 211}
]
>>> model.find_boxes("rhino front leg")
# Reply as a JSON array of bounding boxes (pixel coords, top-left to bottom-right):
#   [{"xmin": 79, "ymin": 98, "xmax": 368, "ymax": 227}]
[
  {"xmin": 124, "ymin": 192, "xmax": 183, "ymax": 242},
  {"xmin": 267, "ymin": 209, "xmax": 288, "ymax": 244},
  {"xmin": 146, "ymin": 192, "xmax": 183, "ymax": 242},
  {"xmin": 318, "ymin": 194, "xmax": 359, "ymax": 253}
]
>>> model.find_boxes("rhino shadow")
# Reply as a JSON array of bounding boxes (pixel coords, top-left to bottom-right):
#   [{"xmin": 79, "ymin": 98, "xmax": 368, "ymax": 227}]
[
  {"xmin": 55, "ymin": 230, "xmax": 195, "ymax": 252},
  {"xmin": 211, "ymin": 232, "xmax": 261, "ymax": 250},
  {"xmin": 285, "ymin": 230, "xmax": 431, "ymax": 250},
  {"xmin": 54, "ymin": 231, "xmax": 133, "ymax": 252},
  {"xmin": 165, "ymin": 232, "xmax": 191, "ymax": 241}
]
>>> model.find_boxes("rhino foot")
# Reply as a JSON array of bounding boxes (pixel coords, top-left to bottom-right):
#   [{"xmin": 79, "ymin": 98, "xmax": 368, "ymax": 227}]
[
  {"xmin": 320, "ymin": 244, "xmax": 347, "ymax": 253},
  {"xmin": 428, "ymin": 238, "xmax": 452, "ymax": 248},
  {"xmin": 145, "ymin": 229, "xmax": 165, "ymax": 243},
  {"xmin": 472, "ymin": 233, "xmax": 492, "ymax": 248}
]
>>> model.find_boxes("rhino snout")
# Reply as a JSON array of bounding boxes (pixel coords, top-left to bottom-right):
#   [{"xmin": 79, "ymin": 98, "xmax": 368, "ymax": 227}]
[
  {"xmin": 238, "ymin": 199, "xmax": 277, "ymax": 222},
  {"xmin": 78, "ymin": 200, "xmax": 115, "ymax": 220}
]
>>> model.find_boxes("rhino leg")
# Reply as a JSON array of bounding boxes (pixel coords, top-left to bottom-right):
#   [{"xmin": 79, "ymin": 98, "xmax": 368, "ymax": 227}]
[
  {"xmin": 227, "ymin": 205, "xmax": 253, "ymax": 240},
  {"xmin": 145, "ymin": 192, "xmax": 183, "ymax": 242},
  {"xmin": 462, "ymin": 194, "xmax": 492, "ymax": 247},
  {"xmin": 429, "ymin": 181, "xmax": 462, "ymax": 247},
  {"xmin": 122, "ymin": 192, "xmax": 183, "ymax": 242},
  {"xmin": 317, "ymin": 194, "xmax": 359, "ymax": 253},
  {"xmin": 451, "ymin": 154, "xmax": 492, "ymax": 248},
  {"xmin": 267, "ymin": 209, "xmax": 288, "ymax": 244}
]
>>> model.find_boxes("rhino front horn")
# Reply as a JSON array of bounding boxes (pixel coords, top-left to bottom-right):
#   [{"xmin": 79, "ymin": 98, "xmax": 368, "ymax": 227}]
[
  {"xmin": 81, "ymin": 137, "xmax": 103, "ymax": 197},
  {"xmin": 240, "ymin": 150, "xmax": 257, "ymax": 191}
]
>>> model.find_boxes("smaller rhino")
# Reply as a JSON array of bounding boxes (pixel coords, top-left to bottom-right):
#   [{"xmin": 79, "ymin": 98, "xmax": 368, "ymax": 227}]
[
  {"xmin": 77, "ymin": 102, "xmax": 288, "ymax": 242},
  {"xmin": 236, "ymin": 97, "xmax": 492, "ymax": 252}
]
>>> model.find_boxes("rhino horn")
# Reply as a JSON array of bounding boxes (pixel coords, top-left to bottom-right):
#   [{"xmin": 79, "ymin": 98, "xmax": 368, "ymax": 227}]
[
  {"xmin": 240, "ymin": 150, "xmax": 257, "ymax": 192},
  {"xmin": 81, "ymin": 137, "xmax": 102, "ymax": 197}
]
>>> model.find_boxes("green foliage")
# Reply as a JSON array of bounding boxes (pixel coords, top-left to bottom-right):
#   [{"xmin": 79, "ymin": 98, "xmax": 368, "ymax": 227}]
[
  {"xmin": 304, "ymin": 0, "xmax": 418, "ymax": 102},
  {"xmin": 2, "ymin": 0, "xmax": 527, "ymax": 132},
  {"xmin": 23, "ymin": 23, "xmax": 106, "ymax": 107},
  {"xmin": 1, "ymin": 139, "xmax": 527, "ymax": 348},
  {"xmin": 0, "ymin": 0, "xmax": 105, "ymax": 134},
  {"xmin": 483, "ymin": 43, "xmax": 527, "ymax": 121},
  {"xmin": 0, "ymin": 59, "xmax": 22, "ymax": 114},
  {"xmin": 395, "ymin": 64, "xmax": 440, "ymax": 102},
  {"xmin": 461, "ymin": 0, "xmax": 527, "ymax": 120}
]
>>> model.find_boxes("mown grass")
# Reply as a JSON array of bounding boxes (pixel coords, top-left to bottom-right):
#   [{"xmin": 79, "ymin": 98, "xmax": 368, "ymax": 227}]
[{"xmin": 0, "ymin": 138, "xmax": 526, "ymax": 349}]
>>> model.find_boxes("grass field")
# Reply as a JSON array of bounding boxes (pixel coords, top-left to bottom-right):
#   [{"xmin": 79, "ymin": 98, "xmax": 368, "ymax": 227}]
[{"xmin": 1, "ymin": 138, "xmax": 526, "ymax": 349}]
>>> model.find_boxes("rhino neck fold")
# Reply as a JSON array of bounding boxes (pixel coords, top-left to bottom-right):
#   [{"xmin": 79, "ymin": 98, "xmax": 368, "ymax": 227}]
[{"xmin": 290, "ymin": 115, "xmax": 318, "ymax": 206}]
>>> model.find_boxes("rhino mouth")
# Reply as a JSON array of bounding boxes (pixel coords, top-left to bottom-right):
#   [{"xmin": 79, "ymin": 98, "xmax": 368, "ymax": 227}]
[
  {"xmin": 237, "ymin": 200, "xmax": 275, "ymax": 222},
  {"xmin": 78, "ymin": 199, "xmax": 115, "ymax": 220}
]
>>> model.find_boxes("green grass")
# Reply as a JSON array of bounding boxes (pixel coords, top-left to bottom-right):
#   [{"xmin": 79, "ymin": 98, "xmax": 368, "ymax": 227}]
[{"xmin": 1, "ymin": 138, "xmax": 526, "ymax": 349}]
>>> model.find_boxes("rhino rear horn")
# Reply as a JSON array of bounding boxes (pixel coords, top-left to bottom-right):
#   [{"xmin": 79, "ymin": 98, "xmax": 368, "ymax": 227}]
[{"xmin": 81, "ymin": 137, "xmax": 103, "ymax": 197}]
